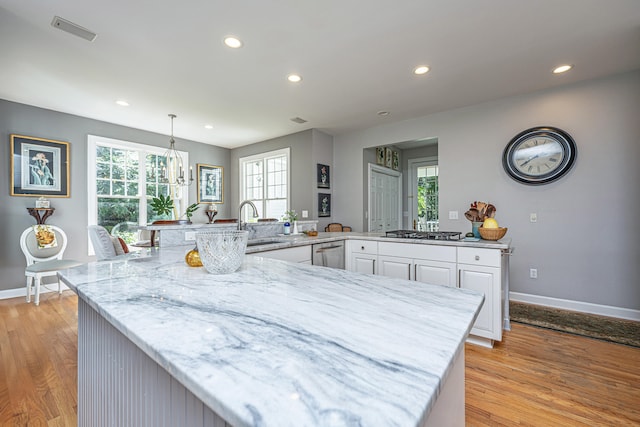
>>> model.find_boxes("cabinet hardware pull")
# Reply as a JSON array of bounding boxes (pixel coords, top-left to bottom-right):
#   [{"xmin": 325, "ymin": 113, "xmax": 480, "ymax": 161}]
[
  {"xmin": 414, "ymin": 264, "xmax": 417, "ymax": 281},
  {"xmin": 361, "ymin": 246, "xmax": 365, "ymax": 250},
  {"xmin": 475, "ymin": 255, "xmax": 480, "ymax": 261}
]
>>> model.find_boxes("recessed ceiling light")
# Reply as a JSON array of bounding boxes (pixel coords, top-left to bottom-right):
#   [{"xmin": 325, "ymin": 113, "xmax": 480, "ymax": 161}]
[
  {"xmin": 377, "ymin": 111, "xmax": 390, "ymax": 116},
  {"xmin": 414, "ymin": 65, "xmax": 430, "ymax": 75},
  {"xmin": 223, "ymin": 36, "xmax": 243, "ymax": 48},
  {"xmin": 287, "ymin": 74, "xmax": 302, "ymax": 83},
  {"xmin": 115, "ymin": 100, "xmax": 129, "ymax": 107},
  {"xmin": 204, "ymin": 124, "xmax": 214, "ymax": 129},
  {"xmin": 553, "ymin": 64, "xmax": 573, "ymax": 74}
]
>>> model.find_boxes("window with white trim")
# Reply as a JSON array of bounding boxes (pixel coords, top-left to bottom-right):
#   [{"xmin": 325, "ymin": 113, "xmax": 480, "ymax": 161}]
[
  {"xmin": 88, "ymin": 135, "xmax": 189, "ymax": 243},
  {"xmin": 239, "ymin": 148, "xmax": 290, "ymax": 221}
]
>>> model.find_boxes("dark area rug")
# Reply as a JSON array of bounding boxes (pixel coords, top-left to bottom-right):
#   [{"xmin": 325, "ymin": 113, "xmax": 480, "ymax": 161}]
[{"xmin": 510, "ymin": 301, "xmax": 640, "ymax": 348}]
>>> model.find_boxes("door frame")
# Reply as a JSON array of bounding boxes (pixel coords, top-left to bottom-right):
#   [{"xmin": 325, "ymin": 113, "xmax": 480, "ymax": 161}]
[
  {"xmin": 407, "ymin": 156, "xmax": 438, "ymax": 231},
  {"xmin": 367, "ymin": 163, "xmax": 402, "ymax": 232}
]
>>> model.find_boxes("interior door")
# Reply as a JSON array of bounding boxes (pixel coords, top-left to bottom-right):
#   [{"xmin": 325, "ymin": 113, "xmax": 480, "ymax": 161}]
[{"xmin": 368, "ymin": 165, "xmax": 401, "ymax": 232}]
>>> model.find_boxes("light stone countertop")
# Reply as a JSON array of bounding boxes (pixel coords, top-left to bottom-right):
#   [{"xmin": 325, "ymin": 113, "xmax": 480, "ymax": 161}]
[{"xmin": 60, "ymin": 245, "xmax": 484, "ymax": 427}]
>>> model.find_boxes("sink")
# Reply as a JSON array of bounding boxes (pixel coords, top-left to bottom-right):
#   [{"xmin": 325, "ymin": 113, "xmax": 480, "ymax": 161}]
[{"xmin": 246, "ymin": 239, "xmax": 282, "ymax": 247}]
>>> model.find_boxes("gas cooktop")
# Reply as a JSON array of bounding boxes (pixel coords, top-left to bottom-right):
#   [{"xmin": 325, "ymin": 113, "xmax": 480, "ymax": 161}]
[{"xmin": 384, "ymin": 230, "xmax": 462, "ymax": 241}]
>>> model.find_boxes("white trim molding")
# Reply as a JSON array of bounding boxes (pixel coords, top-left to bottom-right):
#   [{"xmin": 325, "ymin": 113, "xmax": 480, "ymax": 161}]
[
  {"xmin": 510, "ymin": 292, "xmax": 640, "ymax": 322},
  {"xmin": 0, "ymin": 283, "xmax": 71, "ymax": 301}
]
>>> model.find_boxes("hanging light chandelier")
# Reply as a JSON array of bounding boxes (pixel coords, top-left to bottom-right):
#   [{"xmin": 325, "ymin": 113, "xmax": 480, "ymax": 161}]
[{"xmin": 160, "ymin": 113, "xmax": 193, "ymax": 186}]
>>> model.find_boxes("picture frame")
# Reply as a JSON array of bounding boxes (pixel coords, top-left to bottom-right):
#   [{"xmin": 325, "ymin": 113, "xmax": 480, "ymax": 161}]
[
  {"xmin": 376, "ymin": 147, "xmax": 385, "ymax": 165},
  {"xmin": 197, "ymin": 164, "xmax": 224, "ymax": 204},
  {"xmin": 318, "ymin": 193, "xmax": 331, "ymax": 217},
  {"xmin": 392, "ymin": 151, "xmax": 399, "ymax": 170},
  {"xmin": 317, "ymin": 163, "xmax": 330, "ymax": 189},
  {"xmin": 10, "ymin": 134, "xmax": 70, "ymax": 197},
  {"xmin": 385, "ymin": 147, "xmax": 393, "ymax": 168}
]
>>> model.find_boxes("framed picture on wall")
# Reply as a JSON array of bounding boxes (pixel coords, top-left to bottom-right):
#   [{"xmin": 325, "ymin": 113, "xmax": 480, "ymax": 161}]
[
  {"xmin": 317, "ymin": 163, "xmax": 330, "ymax": 188},
  {"xmin": 10, "ymin": 134, "xmax": 70, "ymax": 197},
  {"xmin": 318, "ymin": 193, "xmax": 331, "ymax": 217},
  {"xmin": 385, "ymin": 147, "xmax": 393, "ymax": 168},
  {"xmin": 197, "ymin": 164, "xmax": 224, "ymax": 204},
  {"xmin": 392, "ymin": 151, "xmax": 399, "ymax": 170},
  {"xmin": 376, "ymin": 147, "xmax": 385, "ymax": 165}
]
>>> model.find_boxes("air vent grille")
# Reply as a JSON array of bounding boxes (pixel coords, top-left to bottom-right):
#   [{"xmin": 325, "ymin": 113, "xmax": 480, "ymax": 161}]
[
  {"xmin": 290, "ymin": 117, "xmax": 308, "ymax": 124},
  {"xmin": 51, "ymin": 16, "xmax": 97, "ymax": 42}
]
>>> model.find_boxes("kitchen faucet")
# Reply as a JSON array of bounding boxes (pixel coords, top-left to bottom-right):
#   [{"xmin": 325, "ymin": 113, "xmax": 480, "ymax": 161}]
[{"xmin": 238, "ymin": 200, "xmax": 259, "ymax": 230}]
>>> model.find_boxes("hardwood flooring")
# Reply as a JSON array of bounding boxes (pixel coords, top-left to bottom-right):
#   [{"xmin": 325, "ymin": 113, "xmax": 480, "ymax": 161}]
[{"xmin": 1, "ymin": 291, "xmax": 639, "ymax": 426}]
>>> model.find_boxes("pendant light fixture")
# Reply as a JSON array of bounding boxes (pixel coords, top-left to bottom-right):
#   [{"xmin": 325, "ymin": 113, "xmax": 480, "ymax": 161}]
[{"xmin": 160, "ymin": 114, "xmax": 193, "ymax": 186}]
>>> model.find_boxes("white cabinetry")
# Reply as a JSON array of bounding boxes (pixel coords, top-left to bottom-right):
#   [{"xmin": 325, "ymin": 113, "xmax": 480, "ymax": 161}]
[
  {"xmin": 346, "ymin": 240, "xmax": 377, "ymax": 275},
  {"xmin": 377, "ymin": 242, "xmax": 456, "ymax": 287},
  {"xmin": 457, "ymin": 247, "xmax": 502, "ymax": 343},
  {"xmin": 258, "ymin": 246, "xmax": 312, "ymax": 264}
]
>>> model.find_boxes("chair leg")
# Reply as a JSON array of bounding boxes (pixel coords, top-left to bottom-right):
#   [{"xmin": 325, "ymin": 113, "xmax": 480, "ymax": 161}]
[
  {"xmin": 25, "ymin": 276, "xmax": 32, "ymax": 303},
  {"xmin": 34, "ymin": 276, "xmax": 41, "ymax": 306},
  {"xmin": 57, "ymin": 278, "xmax": 62, "ymax": 295}
]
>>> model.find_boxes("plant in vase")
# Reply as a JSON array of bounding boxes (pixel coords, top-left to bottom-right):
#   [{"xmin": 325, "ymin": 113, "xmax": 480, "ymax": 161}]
[
  {"xmin": 150, "ymin": 194, "xmax": 174, "ymax": 219},
  {"xmin": 283, "ymin": 210, "xmax": 299, "ymax": 234},
  {"xmin": 182, "ymin": 203, "xmax": 200, "ymax": 222}
]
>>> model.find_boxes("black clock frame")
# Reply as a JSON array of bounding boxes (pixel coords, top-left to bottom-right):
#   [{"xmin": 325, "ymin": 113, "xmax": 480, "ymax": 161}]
[{"xmin": 502, "ymin": 126, "xmax": 577, "ymax": 185}]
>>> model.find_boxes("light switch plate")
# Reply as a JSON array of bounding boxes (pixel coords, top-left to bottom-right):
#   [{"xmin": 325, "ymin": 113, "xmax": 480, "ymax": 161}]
[
  {"xmin": 302, "ymin": 210, "xmax": 308, "ymax": 218},
  {"xmin": 449, "ymin": 211, "xmax": 459, "ymax": 220},
  {"xmin": 530, "ymin": 213, "xmax": 537, "ymax": 223},
  {"xmin": 185, "ymin": 231, "xmax": 196, "ymax": 241}
]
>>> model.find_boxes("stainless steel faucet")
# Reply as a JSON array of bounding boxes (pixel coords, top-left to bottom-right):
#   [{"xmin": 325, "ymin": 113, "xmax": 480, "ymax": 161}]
[{"xmin": 238, "ymin": 200, "xmax": 259, "ymax": 230}]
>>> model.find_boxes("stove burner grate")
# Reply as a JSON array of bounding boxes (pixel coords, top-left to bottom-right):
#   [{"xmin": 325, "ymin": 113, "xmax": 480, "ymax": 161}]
[{"xmin": 384, "ymin": 230, "xmax": 462, "ymax": 241}]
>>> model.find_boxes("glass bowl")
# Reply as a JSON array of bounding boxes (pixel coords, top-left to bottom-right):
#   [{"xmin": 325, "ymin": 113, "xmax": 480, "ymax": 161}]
[{"xmin": 196, "ymin": 230, "xmax": 249, "ymax": 274}]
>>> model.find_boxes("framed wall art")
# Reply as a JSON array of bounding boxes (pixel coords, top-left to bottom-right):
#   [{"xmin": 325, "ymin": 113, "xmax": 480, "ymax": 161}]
[
  {"xmin": 317, "ymin": 163, "xmax": 330, "ymax": 188},
  {"xmin": 318, "ymin": 193, "xmax": 331, "ymax": 217},
  {"xmin": 376, "ymin": 147, "xmax": 385, "ymax": 165},
  {"xmin": 197, "ymin": 164, "xmax": 224, "ymax": 204},
  {"xmin": 385, "ymin": 147, "xmax": 392, "ymax": 168},
  {"xmin": 10, "ymin": 134, "xmax": 70, "ymax": 197}
]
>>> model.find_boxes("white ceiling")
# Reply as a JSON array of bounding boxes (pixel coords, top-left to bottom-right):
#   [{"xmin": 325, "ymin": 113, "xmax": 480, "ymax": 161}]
[{"xmin": 1, "ymin": 1, "xmax": 639, "ymax": 149}]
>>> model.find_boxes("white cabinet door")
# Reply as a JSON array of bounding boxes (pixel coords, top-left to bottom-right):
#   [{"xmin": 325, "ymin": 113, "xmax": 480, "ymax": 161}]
[
  {"xmin": 414, "ymin": 260, "xmax": 457, "ymax": 287},
  {"xmin": 350, "ymin": 253, "xmax": 377, "ymax": 275},
  {"xmin": 458, "ymin": 264, "xmax": 501, "ymax": 341},
  {"xmin": 378, "ymin": 255, "xmax": 412, "ymax": 280}
]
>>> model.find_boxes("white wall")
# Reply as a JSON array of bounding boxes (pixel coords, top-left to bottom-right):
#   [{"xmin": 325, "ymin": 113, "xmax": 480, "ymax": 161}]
[{"xmin": 334, "ymin": 71, "xmax": 640, "ymax": 311}]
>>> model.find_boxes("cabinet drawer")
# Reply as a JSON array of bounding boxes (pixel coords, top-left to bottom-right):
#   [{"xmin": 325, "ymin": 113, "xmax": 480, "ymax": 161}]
[
  {"xmin": 457, "ymin": 247, "xmax": 501, "ymax": 267},
  {"xmin": 349, "ymin": 240, "xmax": 378, "ymax": 255},
  {"xmin": 378, "ymin": 241, "xmax": 456, "ymax": 263}
]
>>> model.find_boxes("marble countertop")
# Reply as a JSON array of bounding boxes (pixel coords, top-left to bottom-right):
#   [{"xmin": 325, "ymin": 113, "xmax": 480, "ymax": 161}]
[
  {"xmin": 244, "ymin": 231, "xmax": 511, "ymax": 254},
  {"xmin": 60, "ymin": 246, "xmax": 484, "ymax": 427}
]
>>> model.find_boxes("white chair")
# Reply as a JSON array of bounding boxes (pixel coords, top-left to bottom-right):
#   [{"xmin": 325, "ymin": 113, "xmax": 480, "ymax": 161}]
[
  {"xmin": 20, "ymin": 225, "xmax": 83, "ymax": 306},
  {"xmin": 88, "ymin": 225, "xmax": 119, "ymax": 260}
]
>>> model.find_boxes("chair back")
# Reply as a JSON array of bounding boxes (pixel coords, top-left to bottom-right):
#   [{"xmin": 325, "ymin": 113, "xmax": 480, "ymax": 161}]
[
  {"xmin": 325, "ymin": 223, "xmax": 352, "ymax": 232},
  {"xmin": 20, "ymin": 225, "xmax": 68, "ymax": 266},
  {"xmin": 88, "ymin": 225, "xmax": 117, "ymax": 260}
]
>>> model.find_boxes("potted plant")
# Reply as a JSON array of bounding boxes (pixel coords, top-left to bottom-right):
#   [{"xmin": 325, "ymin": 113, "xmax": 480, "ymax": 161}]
[
  {"xmin": 150, "ymin": 196, "xmax": 199, "ymax": 224},
  {"xmin": 283, "ymin": 210, "xmax": 299, "ymax": 234},
  {"xmin": 182, "ymin": 203, "xmax": 200, "ymax": 222}
]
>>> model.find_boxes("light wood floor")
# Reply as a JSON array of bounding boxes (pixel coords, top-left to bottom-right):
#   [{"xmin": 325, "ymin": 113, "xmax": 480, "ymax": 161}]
[{"xmin": 1, "ymin": 291, "xmax": 639, "ymax": 426}]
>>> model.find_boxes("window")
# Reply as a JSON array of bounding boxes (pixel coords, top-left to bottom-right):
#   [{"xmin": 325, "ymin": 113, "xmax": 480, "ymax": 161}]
[
  {"xmin": 409, "ymin": 157, "xmax": 438, "ymax": 231},
  {"xmin": 88, "ymin": 135, "xmax": 189, "ymax": 243},
  {"xmin": 239, "ymin": 148, "xmax": 290, "ymax": 221}
]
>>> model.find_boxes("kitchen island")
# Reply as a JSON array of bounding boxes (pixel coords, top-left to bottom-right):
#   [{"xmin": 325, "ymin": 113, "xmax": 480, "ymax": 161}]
[{"xmin": 60, "ymin": 245, "xmax": 484, "ymax": 427}]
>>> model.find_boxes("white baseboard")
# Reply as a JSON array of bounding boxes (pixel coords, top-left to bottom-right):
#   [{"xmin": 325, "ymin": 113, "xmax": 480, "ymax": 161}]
[
  {"xmin": 0, "ymin": 283, "xmax": 71, "ymax": 301},
  {"xmin": 510, "ymin": 292, "xmax": 640, "ymax": 322}
]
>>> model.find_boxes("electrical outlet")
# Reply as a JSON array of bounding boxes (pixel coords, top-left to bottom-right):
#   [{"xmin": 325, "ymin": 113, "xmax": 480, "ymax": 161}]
[
  {"xmin": 530, "ymin": 268, "xmax": 538, "ymax": 279},
  {"xmin": 449, "ymin": 211, "xmax": 459, "ymax": 220},
  {"xmin": 530, "ymin": 213, "xmax": 537, "ymax": 223},
  {"xmin": 185, "ymin": 231, "xmax": 196, "ymax": 241}
]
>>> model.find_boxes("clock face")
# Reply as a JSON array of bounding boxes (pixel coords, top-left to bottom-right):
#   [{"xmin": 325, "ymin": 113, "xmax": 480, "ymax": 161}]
[{"xmin": 503, "ymin": 127, "xmax": 576, "ymax": 185}]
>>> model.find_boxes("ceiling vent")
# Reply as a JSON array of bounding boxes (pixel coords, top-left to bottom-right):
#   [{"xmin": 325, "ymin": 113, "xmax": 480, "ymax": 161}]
[
  {"xmin": 51, "ymin": 16, "xmax": 97, "ymax": 42},
  {"xmin": 290, "ymin": 117, "xmax": 308, "ymax": 124}
]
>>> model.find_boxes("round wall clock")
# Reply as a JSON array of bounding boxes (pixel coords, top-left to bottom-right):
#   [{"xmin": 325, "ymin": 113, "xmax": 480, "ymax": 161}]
[{"xmin": 502, "ymin": 126, "xmax": 577, "ymax": 185}]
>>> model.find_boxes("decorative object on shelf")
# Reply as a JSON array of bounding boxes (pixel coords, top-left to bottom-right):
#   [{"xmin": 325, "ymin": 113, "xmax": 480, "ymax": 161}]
[
  {"xmin": 35, "ymin": 196, "xmax": 50, "ymax": 208},
  {"xmin": 503, "ymin": 126, "xmax": 577, "ymax": 185},
  {"xmin": 185, "ymin": 246, "xmax": 203, "ymax": 267},
  {"xmin": 160, "ymin": 114, "xmax": 193, "ymax": 187},
  {"xmin": 10, "ymin": 134, "xmax": 70, "ymax": 197},
  {"xmin": 196, "ymin": 230, "xmax": 248, "ymax": 274},
  {"xmin": 317, "ymin": 164, "xmax": 330, "ymax": 188},
  {"xmin": 27, "ymin": 207, "xmax": 55, "ymax": 224},
  {"xmin": 318, "ymin": 193, "xmax": 331, "ymax": 217},
  {"xmin": 392, "ymin": 151, "xmax": 399, "ymax": 170},
  {"xmin": 376, "ymin": 147, "xmax": 385, "ymax": 165},
  {"xmin": 384, "ymin": 148, "xmax": 393, "ymax": 168},
  {"xmin": 205, "ymin": 204, "xmax": 218, "ymax": 224},
  {"xmin": 197, "ymin": 164, "xmax": 223, "ymax": 204}
]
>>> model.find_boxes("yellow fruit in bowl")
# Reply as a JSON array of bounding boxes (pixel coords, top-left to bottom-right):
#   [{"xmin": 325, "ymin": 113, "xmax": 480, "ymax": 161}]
[{"xmin": 483, "ymin": 218, "xmax": 499, "ymax": 229}]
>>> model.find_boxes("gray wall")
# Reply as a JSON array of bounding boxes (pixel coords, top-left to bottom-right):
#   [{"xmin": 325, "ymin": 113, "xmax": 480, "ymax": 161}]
[
  {"xmin": 333, "ymin": 71, "xmax": 640, "ymax": 311},
  {"xmin": 0, "ymin": 100, "xmax": 230, "ymax": 292},
  {"xmin": 229, "ymin": 129, "xmax": 335, "ymax": 230}
]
